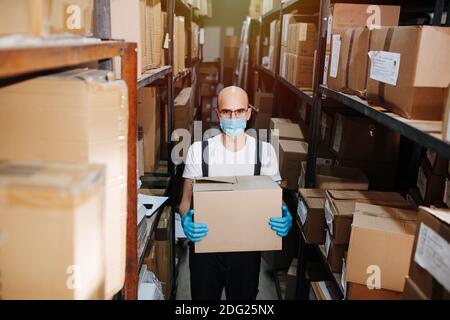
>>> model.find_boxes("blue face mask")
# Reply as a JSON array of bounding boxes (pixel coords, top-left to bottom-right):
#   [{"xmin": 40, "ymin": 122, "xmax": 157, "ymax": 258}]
[{"xmin": 220, "ymin": 117, "xmax": 247, "ymax": 137}]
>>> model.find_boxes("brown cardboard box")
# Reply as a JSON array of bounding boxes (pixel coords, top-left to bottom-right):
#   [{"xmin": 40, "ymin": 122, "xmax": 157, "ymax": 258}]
[
  {"xmin": 286, "ymin": 23, "xmax": 317, "ymax": 57},
  {"xmin": 154, "ymin": 206, "xmax": 173, "ymax": 299},
  {"xmin": 298, "ymin": 161, "xmax": 307, "ymax": 189},
  {"xmin": 328, "ymin": 27, "xmax": 370, "ymax": 97},
  {"xmin": 298, "ymin": 189, "xmax": 326, "ymax": 244},
  {"xmin": 292, "ymin": 55, "xmax": 314, "ymax": 89},
  {"xmin": 408, "ymin": 207, "xmax": 450, "ymax": 300},
  {"xmin": 255, "ymin": 92, "xmax": 273, "ymax": 114},
  {"xmin": 311, "ymin": 281, "xmax": 342, "ymax": 300},
  {"xmin": 366, "ymin": 26, "xmax": 450, "ymax": 120},
  {"xmin": 174, "ymin": 87, "xmax": 193, "ymax": 130},
  {"xmin": 320, "ymin": 111, "xmax": 334, "ymax": 146},
  {"xmin": 315, "ymin": 165, "xmax": 369, "ymax": 191},
  {"xmin": 249, "ymin": 0, "xmax": 263, "ymax": 19},
  {"xmin": 317, "ymin": 144, "xmax": 335, "ymax": 166},
  {"xmin": 282, "ymin": 14, "xmax": 318, "ymax": 48},
  {"xmin": 403, "ymin": 277, "xmax": 429, "ymax": 300},
  {"xmin": 0, "ymin": 69, "xmax": 128, "ymax": 299},
  {"xmin": 279, "ymin": 140, "xmax": 309, "ymax": 190},
  {"xmin": 335, "ymin": 159, "xmax": 398, "ymax": 191},
  {"xmin": 0, "ymin": 0, "xmax": 95, "ymax": 37},
  {"xmin": 331, "ymin": 112, "xmax": 400, "ymax": 163},
  {"xmin": 270, "ymin": 118, "xmax": 292, "ymax": 129},
  {"xmin": 325, "ymin": 229, "xmax": 348, "ymax": 273},
  {"xmin": 346, "ymin": 203, "xmax": 418, "ymax": 292},
  {"xmin": 326, "ymin": 3, "xmax": 400, "ymax": 51},
  {"xmin": 425, "ymin": 149, "xmax": 449, "ymax": 176},
  {"xmin": 193, "ymin": 176, "xmax": 282, "ymax": 253},
  {"xmin": 285, "ymin": 259, "xmax": 298, "ymax": 300},
  {"xmin": 417, "ymin": 159, "xmax": 446, "ymax": 206},
  {"xmin": 325, "ymin": 190, "xmax": 411, "ymax": 245},
  {"xmin": 271, "ymin": 123, "xmax": 308, "ymax": 142},
  {"xmin": 138, "ymin": 87, "xmax": 161, "ymax": 172},
  {"xmin": 0, "ymin": 162, "xmax": 105, "ymax": 300},
  {"xmin": 347, "ymin": 283, "xmax": 403, "ymax": 300}
]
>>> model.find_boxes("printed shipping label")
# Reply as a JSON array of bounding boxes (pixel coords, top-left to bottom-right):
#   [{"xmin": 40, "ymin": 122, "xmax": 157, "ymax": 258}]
[
  {"xmin": 326, "ymin": 15, "xmax": 333, "ymax": 45},
  {"xmin": 317, "ymin": 158, "xmax": 334, "ymax": 166},
  {"xmin": 417, "ymin": 167, "xmax": 427, "ymax": 201},
  {"xmin": 415, "ymin": 223, "xmax": 450, "ymax": 292},
  {"xmin": 332, "ymin": 115, "xmax": 343, "ymax": 153},
  {"xmin": 299, "ymin": 24, "xmax": 308, "ymax": 42},
  {"xmin": 329, "ymin": 34, "xmax": 341, "ymax": 78},
  {"xmin": 325, "ymin": 230, "xmax": 332, "ymax": 257},
  {"xmin": 323, "ymin": 53, "xmax": 330, "ymax": 85},
  {"xmin": 324, "ymin": 200, "xmax": 334, "ymax": 236},
  {"xmin": 297, "ymin": 200, "xmax": 308, "ymax": 226},
  {"xmin": 368, "ymin": 51, "xmax": 401, "ymax": 86}
]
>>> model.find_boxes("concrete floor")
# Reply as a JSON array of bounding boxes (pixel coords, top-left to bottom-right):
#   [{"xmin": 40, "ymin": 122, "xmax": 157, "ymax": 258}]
[{"xmin": 175, "ymin": 243, "xmax": 279, "ymax": 300}]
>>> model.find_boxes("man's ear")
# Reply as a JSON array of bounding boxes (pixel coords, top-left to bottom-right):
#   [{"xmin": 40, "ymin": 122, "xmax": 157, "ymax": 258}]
[{"xmin": 246, "ymin": 108, "xmax": 252, "ymax": 121}]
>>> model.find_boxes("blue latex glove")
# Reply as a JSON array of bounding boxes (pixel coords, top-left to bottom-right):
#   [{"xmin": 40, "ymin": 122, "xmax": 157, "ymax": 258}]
[
  {"xmin": 269, "ymin": 205, "xmax": 293, "ymax": 237},
  {"xmin": 181, "ymin": 210, "xmax": 209, "ymax": 243}
]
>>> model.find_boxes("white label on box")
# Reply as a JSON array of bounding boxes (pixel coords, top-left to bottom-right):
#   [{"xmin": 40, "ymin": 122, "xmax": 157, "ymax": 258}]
[
  {"xmin": 200, "ymin": 28, "xmax": 205, "ymax": 45},
  {"xmin": 326, "ymin": 15, "xmax": 333, "ymax": 45},
  {"xmin": 368, "ymin": 51, "xmax": 401, "ymax": 86},
  {"xmin": 299, "ymin": 24, "xmax": 308, "ymax": 42},
  {"xmin": 317, "ymin": 158, "xmax": 334, "ymax": 166},
  {"xmin": 325, "ymin": 230, "xmax": 332, "ymax": 257},
  {"xmin": 415, "ymin": 223, "xmax": 450, "ymax": 293},
  {"xmin": 324, "ymin": 200, "xmax": 334, "ymax": 236},
  {"xmin": 341, "ymin": 259, "xmax": 347, "ymax": 298},
  {"xmin": 323, "ymin": 53, "xmax": 330, "ymax": 85},
  {"xmin": 329, "ymin": 34, "xmax": 341, "ymax": 78},
  {"xmin": 163, "ymin": 33, "xmax": 170, "ymax": 49},
  {"xmin": 417, "ymin": 167, "xmax": 427, "ymax": 201},
  {"xmin": 332, "ymin": 115, "xmax": 343, "ymax": 153},
  {"xmin": 282, "ymin": 15, "xmax": 290, "ymax": 43},
  {"xmin": 445, "ymin": 179, "xmax": 450, "ymax": 208},
  {"xmin": 281, "ymin": 53, "xmax": 287, "ymax": 78},
  {"xmin": 298, "ymin": 199, "xmax": 308, "ymax": 226},
  {"xmin": 321, "ymin": 114, "xmax": 328, "ymax": 141},
  {"xmin": 426, "ymin": 149, "xmax": 437, "ymax": 167}
]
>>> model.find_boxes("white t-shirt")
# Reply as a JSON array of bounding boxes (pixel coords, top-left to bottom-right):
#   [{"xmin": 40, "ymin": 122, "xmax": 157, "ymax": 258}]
[{"xmin": 183, "ymin": 134, "xmax": 281, "ymax": 181}]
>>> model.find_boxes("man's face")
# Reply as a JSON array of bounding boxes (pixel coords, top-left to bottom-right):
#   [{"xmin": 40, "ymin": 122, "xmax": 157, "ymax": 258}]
[{"xmin": 216, "ymin": 87, "xmax": 252, "ymax": 121}]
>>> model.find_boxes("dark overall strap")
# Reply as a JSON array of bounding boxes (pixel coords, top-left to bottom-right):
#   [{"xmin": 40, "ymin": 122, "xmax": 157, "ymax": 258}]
[
  {"xmin": 254, "ymin": 139, "xmax": 262, "ymax": 176},
  {"xmin": 202, "ymin": 140, "xmax": 209, "ymax": 178}
]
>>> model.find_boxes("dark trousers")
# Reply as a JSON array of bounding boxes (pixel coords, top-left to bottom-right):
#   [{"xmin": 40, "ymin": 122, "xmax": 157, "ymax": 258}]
[{"xmin": 189, "ymin": 243, "xmax": 261, "ymax": 300}]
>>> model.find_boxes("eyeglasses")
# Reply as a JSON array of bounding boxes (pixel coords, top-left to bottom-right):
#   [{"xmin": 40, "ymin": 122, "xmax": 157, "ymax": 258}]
[{"xmin": 218, "ymin": 108, "xmax": 249, "ymax": 119}]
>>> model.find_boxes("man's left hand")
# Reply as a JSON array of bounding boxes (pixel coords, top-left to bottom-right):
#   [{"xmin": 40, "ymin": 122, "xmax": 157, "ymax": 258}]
[{"xmin": 269, "ymin": 205, "xmax": 293, "ymax": 237}]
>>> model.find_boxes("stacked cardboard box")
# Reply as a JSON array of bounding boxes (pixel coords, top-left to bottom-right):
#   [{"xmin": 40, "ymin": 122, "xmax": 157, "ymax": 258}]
[
  {"xmin": 154, "ymin": 206, "xmax": 173, "ymax": 299},
  {"xmin": 403, "ymin": 207, "xmax": 450, "ymax": 300},
  {"xmin": 268, "ymin": 20, "xmax": 281, "ymax": 72},
  {"xmin": 280, "ymin": 18, "xmax": 317, "ymax": 89},
  {"xmin": 0, "ymin": 0, "xmax": 95, "ymax": 37},
  {"xmin": 279, "ymin": 140, "xmax": 309, "ymax": 190},
  {"xmin": 174, "ymin": 15, "xmax": 186, "ymax": 76},
  {"xmin": 367, "ymin": 26, "xmax": 450, "ymax": 121},
  {"xmin": 298, "ymin": 189, "xmax": 327, "ymax": 244},
  {"xmin": 0, "ymin": 69, "xmax": 129, "ymax": 299},
  {"xmin": 192, "ymin": 22, "xmax": 200, "ymax": 60},
  {"xmin": 0, "ymin": 162, "xmax": 106, "ymax": 300},
  {"xmin": 249, "ymin": 0, "xmax": 263, "ymax": 19},
  {"xmin": 416, "ymin": 151, "xmax": 448, "ymax": 206},
  {"xmin": 330, "ymin": 111, "xmax": 400, "ymax": 190},
  {"xmin": 324, "ymin": 3, "xmax": 400, "ymax": 87},
  {"xmin": 111, "ymin": 0, "xmax": 163, "ymax": 78},
  {"xmin": 262, "ymin": 0, "xmax": 281, "ymax": 15},
  {"xmin": 254, "ymin": 92, "xmax": 274, "ymax": 131},
  {"xmin": 271, "ymin": 120, "xmax": 308, "ymax": 142},
  {"xmin": 223, "ymin": 35, "xmax": 240, "ymax": 86},
  {"xmin": 174, "ymin": 87, "xmax": 194, "ymax": 130},
  {"xmin": 346, "ymin": 204, "xmax": 418, "ymax": 297},
  {"xmin": 138, "ymin": 87, "xmax": 161, "ymax": 173}
]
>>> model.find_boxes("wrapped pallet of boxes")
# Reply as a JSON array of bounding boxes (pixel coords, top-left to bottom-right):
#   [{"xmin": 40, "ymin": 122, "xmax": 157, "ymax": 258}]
[
  {"xmin": 404, "ymin": 207, "xmax": 450, "ymax": 300},
  {"xmin": 0, "ymin": 162, "xmax": 106, "ymax": 300},
  {"xmin": 298, "ymin": 189, "xmax": 327, "ymax": 244},
  {"xmin": 0, "ymin": 0, "xmax": 94, "ymax": 37},
  {"xmin": 367, "ymin": 26, "xmax": 450, "ymax": 120},
  {"xmin": 324, "ymin": 3, "xmax": 400, "ymax": 86},
  {"xmin": 193, "ymin": 176, "xmax": 282, "ymax": 253},
  {"xmin": 0, "ymin": 69, "xmax": 128, "ymax": 299},
  {"xmin": 346, "ymin": 204, "xmax": 418, "ymax": 294},
  {"xmin": 324, "ymin": 190, "xmax": 411, "ymax": 245},
  {"xmin": 138, "ymin": 87, "xmax": 161, "ymax": 173}
]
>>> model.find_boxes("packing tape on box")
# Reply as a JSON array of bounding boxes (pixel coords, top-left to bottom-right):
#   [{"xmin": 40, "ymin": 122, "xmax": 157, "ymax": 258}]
[{"xmin": 324, "ymin": 199, "xmax": 334, "ymax": 236}]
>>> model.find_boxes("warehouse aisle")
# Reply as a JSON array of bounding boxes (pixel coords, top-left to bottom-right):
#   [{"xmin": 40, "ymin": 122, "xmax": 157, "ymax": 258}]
[{"xmin": 175, "ymin": 244, "xmax": 279, "ymax": 300}]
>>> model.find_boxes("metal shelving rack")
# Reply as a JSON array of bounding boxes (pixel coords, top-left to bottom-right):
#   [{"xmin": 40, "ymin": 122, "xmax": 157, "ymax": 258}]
[{"xmin": 255, "ymin": 0, "xmax": 450, "ymax": 300}]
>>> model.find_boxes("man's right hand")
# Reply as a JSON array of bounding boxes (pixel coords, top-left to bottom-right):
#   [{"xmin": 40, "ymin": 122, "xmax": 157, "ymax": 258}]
[{"xmin": 181, "ymin": 210, "xmax": 209, "ymax": 243}]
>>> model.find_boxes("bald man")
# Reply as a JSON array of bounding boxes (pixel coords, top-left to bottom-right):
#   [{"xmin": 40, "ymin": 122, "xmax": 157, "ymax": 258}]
[{"xmin": 179, "ymin": 86, "xmax": 293, "ymax": 300}]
